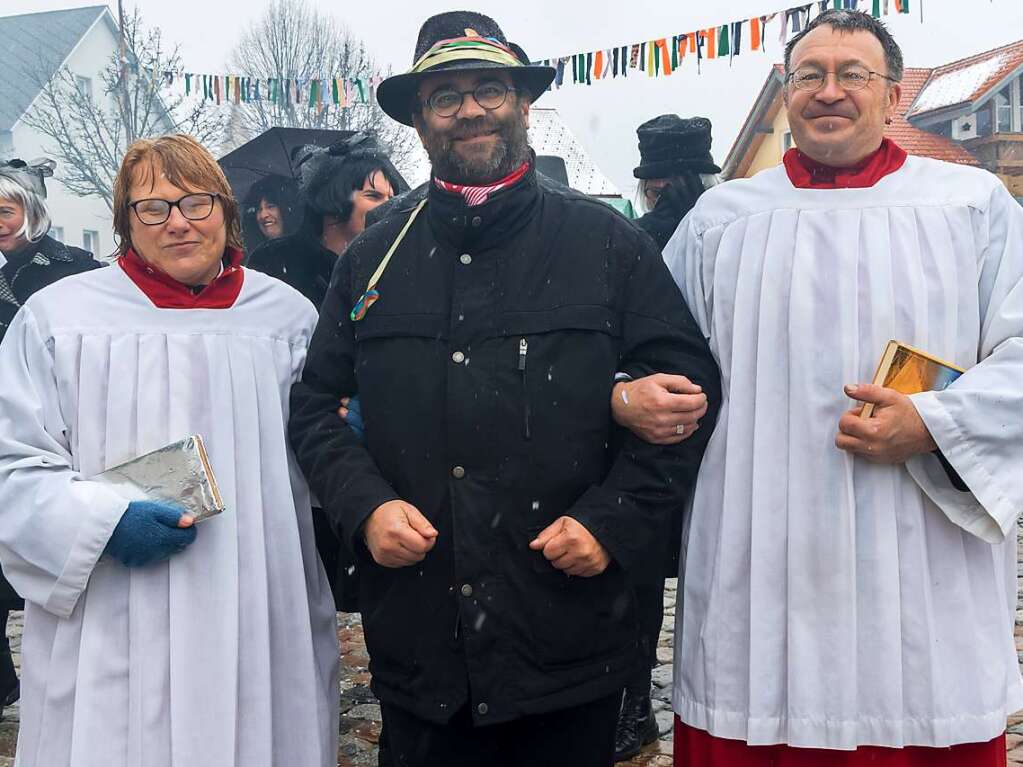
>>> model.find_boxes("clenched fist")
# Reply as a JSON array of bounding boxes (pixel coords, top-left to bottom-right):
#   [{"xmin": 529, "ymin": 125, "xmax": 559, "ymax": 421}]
[
  {"xmin": 529, "ymin": 516, "xmax": 610, "ymax": 577},
  {"xmin": 363, "ymin": 500, "xmax": 438, "ymax": 568}
]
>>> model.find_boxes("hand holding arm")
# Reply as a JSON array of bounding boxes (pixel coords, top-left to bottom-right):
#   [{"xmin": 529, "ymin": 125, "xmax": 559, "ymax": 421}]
[{"xmin": 611, "ymin": 373, "xmax": 708, "ymax": 444}]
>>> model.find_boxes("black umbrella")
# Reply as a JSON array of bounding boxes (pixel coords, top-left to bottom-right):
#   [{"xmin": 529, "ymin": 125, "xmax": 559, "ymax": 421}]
[{"xmin": 218, "ymin": 127, "xmax": 357, "ymax": 206}]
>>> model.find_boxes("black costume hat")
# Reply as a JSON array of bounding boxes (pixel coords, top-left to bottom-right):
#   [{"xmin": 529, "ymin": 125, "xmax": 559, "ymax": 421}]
[
  {"xmin": 376, "ymin": 11, "xmax": 556, "ymax": 127},
  {"xmin": 633, "ymin": 115, "xmax": 721, "ymax": 179},
  {"xmin": 292, "ymin": 132, "xmax": 408, "ymax": 220}
]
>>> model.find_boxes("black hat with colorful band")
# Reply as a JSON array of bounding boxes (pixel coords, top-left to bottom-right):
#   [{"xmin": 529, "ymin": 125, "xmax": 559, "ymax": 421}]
[{"xmin": 376, "ymin": 11, "xmax": 556, "ymax": 127}]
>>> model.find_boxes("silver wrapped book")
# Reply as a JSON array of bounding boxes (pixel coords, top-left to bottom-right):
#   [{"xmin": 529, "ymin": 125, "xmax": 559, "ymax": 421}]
[{"xmin": 92, "ymin": 435, "xmax": 225, "ymax": 522}]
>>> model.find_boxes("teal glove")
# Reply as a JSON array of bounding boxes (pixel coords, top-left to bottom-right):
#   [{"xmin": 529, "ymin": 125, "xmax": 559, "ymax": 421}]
[
  {"xmin": 345, "ymin": 395, "xmax": 364, "ymax": 440},
  {"xmin": 104, "ymin": 500, "xmax": 197, "ymax": 568}
]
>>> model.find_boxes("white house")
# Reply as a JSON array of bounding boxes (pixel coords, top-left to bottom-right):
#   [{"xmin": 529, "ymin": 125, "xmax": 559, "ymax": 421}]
[{"xmin": 1, "ymin": 6, "xmax": 122, "ymax": 258}]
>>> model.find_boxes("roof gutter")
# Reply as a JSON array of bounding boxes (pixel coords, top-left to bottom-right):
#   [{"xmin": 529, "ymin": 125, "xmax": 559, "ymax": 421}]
[{"xmin": 722, "ymin": 68, "xmax": 786, "ymax": 180}]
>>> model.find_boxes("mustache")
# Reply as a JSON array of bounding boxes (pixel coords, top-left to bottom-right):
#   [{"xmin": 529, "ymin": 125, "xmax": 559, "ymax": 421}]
[{"xmin": 446, "ymin": 117, "xmax": 501, "ymax": 141}]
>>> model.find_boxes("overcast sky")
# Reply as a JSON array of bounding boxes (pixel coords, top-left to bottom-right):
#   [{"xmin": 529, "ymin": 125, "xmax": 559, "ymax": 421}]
[{"xmin": 8, "ymin": 0, "xmax": 1023, "ymax": 195}]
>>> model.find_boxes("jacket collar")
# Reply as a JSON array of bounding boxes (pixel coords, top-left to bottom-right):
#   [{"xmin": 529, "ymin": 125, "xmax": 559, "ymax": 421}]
[
  {"xmin": 2, "ymin": 235, "xmax": 75, "ymax": 270},
  {"xmin": 426, "ymin": 157, "xmax": 540, "ymax": 251},
  {"xmin": 783, "ymin": 138, "xmax": 907, "ymax": 189},
  {"xmin": 118, "ymin": 246, "xmax": 245, "ymax": 309}
]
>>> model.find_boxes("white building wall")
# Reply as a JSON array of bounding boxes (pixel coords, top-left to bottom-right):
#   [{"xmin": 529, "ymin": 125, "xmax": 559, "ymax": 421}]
[{"xmin": 10, "ymin": 15, "xmax": 119, "ymax": 259}]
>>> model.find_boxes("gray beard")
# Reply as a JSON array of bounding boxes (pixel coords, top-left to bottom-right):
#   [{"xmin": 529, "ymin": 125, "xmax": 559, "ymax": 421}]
[{"xmin": 425, "ymin": 116, "xmax": 531, "ymax": 185}]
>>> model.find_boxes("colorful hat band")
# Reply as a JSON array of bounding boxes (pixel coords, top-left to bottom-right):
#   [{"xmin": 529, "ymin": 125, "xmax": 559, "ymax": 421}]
[{"xmin": 411, "ymin": 37, "xmax": 524, "ymax": 74}]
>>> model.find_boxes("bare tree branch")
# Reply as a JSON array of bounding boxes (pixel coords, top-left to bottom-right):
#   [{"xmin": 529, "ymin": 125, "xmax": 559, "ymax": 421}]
[
  {"xmin": 20, "ymin": 9, "xmax": 227, "ymax": 211},
  {"xmin": 225, "ymin": 0, "xmax": 419, "ymax": 175}
]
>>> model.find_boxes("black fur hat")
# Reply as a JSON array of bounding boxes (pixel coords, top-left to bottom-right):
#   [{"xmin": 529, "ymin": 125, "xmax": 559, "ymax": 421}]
[
  {"xmin": 376, "ymin": 11, "xmax": 556, "ymax": 127},
  {"xmin": 633, "ymin": 115, "xmax": 721, "ymax": 179}
]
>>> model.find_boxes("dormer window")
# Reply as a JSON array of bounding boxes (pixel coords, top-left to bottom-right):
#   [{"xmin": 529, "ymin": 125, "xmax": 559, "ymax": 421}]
[
  {"xmin": 995, "ymin": 85, "xmax": 1012, "ymax": 133},
  {"xmin": 977, "ymin": 106, "xmax": 993, "ymax": 137}
]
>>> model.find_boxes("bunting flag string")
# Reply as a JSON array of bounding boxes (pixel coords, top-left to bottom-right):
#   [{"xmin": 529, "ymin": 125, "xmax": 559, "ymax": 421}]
[
  {"xmin": 139, "ymin": 0, "xmax": 923, "ymax": 107},
  {"xmin": 133, "ymin": 61, "xmax": 385, "ymax": 111},
  {"xmin": 534, "ymin": 0, "xmax": 920, "ymax": 90}
]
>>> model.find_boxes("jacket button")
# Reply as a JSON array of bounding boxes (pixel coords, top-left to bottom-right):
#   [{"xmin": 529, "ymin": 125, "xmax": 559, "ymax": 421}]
[
  {"xmin": 471, "ymin": 216, "xmax": 482, "ymax": 227},
  {"xmin": 477, "ymin": 702, "xmax": 489, "ymax": 715},
  {"xmin": 459, "ymin": 253, "xmax": 472, "ymax": 265},
  {"xmin": 451, "ymin": 351, "xmax": 465, "ymax": 363},
  {"xmin": 452, "ymin": 466, "xmax": 466, "ymax": 479},
  {"xmin": 461, "ymin": 584, "xmax": 473, "ymax": 597}
]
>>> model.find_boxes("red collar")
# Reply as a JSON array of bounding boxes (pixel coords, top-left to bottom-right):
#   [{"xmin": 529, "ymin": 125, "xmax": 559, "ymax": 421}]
[
  {"xmin": 783, "ymin": 138, "xmax": 907, "ymax": 189},
  {"xmin": 118, "ymin": 247, "xmax": 245, "ymax": 309},
  {"xmin": 434, "ymin": 162, "xmax": 530, "ymax": 206}
]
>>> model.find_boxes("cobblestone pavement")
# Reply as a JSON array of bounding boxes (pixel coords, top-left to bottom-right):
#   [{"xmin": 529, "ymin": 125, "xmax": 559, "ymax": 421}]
[{"xmin": 5, "ymin": 544, "xmax": 1023, "ymax": 766}]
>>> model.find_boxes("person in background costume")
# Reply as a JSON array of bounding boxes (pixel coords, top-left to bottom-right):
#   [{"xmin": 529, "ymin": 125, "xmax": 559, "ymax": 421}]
[
  {"xmin": 247, "ymin": 134, "xmax": 406, "ymax": 309},
  {"xmin": 240, "ymin": 173, "xmax": 302, "ymax": 251},
  {"xmin": 631, "ymin": 115, "xmax": 720, "ymax": 251},
  {"xmin": 0, "ymin": 157, "xmax": 103, "ymax": 721},
  {"xmin": 612, "ymin": 114, "xmax": 721, "ymax": 762}
]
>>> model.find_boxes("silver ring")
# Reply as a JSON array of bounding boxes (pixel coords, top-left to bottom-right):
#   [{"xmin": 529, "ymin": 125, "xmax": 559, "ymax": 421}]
[{"xmin": 675, "ymin": 424, "xmax": 686, "ymax": 435}]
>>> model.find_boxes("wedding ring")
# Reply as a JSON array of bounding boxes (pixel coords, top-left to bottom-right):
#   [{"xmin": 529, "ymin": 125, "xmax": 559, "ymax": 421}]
[{"xmin": 675, "ymin": 424, "xmax": 685, "ymax": 435}]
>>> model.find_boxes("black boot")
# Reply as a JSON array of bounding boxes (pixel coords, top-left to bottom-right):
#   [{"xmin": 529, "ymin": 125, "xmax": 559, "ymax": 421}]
[
  {"xmin": 377, "ymin": 719, "xmax": 392, "ymax": 767},
  {"xmin": 613, "ymin": 690, "xmax": 659, "ymax": 762},
  {"xmin": 0, "ymin": 650, "xmax": 18, "ymax": 721}
]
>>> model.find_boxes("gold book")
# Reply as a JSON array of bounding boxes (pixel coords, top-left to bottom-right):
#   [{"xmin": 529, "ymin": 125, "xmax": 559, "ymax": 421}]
[
  {"xmin": 92, "ymin": 435, "xmax": 225, "ymax": 522},
  {"xmin": 860, "ymin": 340, "xmax": 965, "ymax": 419}
]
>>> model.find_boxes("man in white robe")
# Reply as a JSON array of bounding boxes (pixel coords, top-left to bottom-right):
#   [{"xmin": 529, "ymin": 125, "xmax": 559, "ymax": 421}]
[
  {"xmin": 663, "ymin": 9, "xmax": 1023, "ymax": 765},
  {"xmin": 0, "ymin": 135, "xmax": 339, "ymax": 767}
]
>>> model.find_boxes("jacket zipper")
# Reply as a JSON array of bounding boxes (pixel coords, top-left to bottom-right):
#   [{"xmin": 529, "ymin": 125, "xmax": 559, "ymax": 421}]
[{"xmin": 518, "ymin": 338, "xmax": 531, "ymax": 440}]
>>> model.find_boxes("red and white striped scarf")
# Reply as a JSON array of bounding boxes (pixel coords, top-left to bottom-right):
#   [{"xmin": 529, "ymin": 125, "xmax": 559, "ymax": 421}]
[{"xmin": 434, "ymin": 162, "xmax": 530, "ymax": 207}]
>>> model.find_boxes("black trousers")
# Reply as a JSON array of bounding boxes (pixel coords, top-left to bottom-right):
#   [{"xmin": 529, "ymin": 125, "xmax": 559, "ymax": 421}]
[
  {"xmin": 626, "ymin": 578, "xmax": 666, "ymax": 696},
  {"xmin": 382, "ymin": 692, "xmax": 621, "ymax": 767},
  {"xmin": 0, "ymin": 609, "xmax": 16, "ymax": 692}
]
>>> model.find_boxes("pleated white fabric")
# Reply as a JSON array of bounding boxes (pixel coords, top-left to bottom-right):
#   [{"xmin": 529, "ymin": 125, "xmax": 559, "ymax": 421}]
[
  {"xmin": 663, "ymin": 157, "xmax": 1023, "ymax": 750},
  {"xmin": 0, "ymin": 265, "xmax": 339, "ymax": 767}
]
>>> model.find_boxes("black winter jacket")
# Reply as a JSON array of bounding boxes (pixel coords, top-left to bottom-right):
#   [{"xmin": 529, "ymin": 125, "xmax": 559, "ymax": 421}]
[
  {"xmin": 246, "ymin": 233, "xmax": 337, "ymax": 310},
  {"xmin": 289, "ymin": 166, "xmax": 720, "ymax": 725}
]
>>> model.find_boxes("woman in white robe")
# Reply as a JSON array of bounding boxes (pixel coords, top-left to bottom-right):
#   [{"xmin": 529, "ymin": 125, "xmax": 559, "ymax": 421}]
[{"xmin": 0, "ymin": 135, "xmax": 339, "ymax": 767}]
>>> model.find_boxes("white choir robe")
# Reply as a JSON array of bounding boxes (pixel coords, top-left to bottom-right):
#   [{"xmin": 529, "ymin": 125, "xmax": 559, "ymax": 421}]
[
  {"xmin": 0, "ymin": 265, "xmax": 339, "ymax": 767},
  {"xmin": 663, "ymin": 156, "xmax": 1023, "ymax": 750}
]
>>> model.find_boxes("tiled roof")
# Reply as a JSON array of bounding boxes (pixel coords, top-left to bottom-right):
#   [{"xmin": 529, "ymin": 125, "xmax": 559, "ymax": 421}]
[
  {"xmin": 887, "ymin": 68, "xmax": 980, "ymax": 166},
  {"xmin": 0, "ymin": 6, "xmax": 108, "ymax": 132},
  {"xmin": 907, "ymin": 39, "xmax": 1023, "ymax": 119}
]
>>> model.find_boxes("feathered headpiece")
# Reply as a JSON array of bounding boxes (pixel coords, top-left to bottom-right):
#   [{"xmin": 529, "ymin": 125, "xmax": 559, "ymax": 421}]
[{"xmin": 292, "ymin": 133, "xmax": 407, "ymax": 218}]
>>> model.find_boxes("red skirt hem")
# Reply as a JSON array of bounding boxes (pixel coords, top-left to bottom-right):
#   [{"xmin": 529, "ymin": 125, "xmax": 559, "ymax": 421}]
[{"xmin": 673, "ymin": 717, "xmax": 1007, "ymax": 767}]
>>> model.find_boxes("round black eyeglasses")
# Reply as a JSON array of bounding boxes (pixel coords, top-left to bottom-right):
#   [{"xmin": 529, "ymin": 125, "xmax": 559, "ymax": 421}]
[{"xmin": 423, "ymin": 82, "xmax": 518, "ymax": 118}]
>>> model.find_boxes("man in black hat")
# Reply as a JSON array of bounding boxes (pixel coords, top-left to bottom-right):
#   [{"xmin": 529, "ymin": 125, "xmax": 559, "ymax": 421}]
[
  {"xmin": 632, "ymin": 115, "xmax": 721, "ymax": 251},
  {"xmin": 612, "ymin": 114, "xmax": 722, "ymax": 762},
  {"xmin": 290, "ymin": 11, "xmax": 720, "ymax": 766}
]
